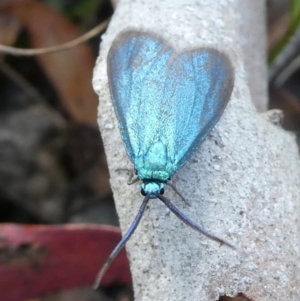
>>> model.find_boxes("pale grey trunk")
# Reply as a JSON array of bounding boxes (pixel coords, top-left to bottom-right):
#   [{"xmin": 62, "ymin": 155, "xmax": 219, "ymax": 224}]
[{"xmin": 93, "ymin": 0, "xmax": 300, "ymax": 300}]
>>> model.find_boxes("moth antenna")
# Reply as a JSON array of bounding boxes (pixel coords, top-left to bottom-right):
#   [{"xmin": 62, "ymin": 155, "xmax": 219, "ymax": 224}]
[
  {"xmin": 156, "ymin": 193, "xmax": 235, "ymax": 249},
  {"xmin": 93, "ymin": 194, "xmax": 150, "ymax": 289},
  {"xmin": 165, "ymin": 182, "xmax": 191, "ymax": 206}
]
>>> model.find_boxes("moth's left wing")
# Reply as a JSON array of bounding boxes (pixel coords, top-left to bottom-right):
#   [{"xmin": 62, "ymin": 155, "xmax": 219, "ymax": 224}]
[{"xmin": 164, "ymin": 49, "xmax": 234, "ymax": 169}]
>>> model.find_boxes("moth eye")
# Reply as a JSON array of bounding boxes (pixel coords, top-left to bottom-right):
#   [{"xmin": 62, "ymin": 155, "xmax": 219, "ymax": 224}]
[
  {"xmin": 141, "ymin": 189, "xmax": 146, "ymax": 196},
  {"xmin": 160, "ymin": 188, "xmax": 165, "ymax": 195}
]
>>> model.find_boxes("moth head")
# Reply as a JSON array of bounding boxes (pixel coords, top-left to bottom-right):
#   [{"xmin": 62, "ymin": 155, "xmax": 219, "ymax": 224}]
[{"xmin": 141, "ymin": 181, "xmax": 165, "ymax": 199}]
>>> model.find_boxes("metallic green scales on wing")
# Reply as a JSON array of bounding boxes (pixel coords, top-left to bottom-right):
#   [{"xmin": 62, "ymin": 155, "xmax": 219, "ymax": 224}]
[{"xmin": 107, "ymin": 31, "xmax": 234, "ymax": 182}]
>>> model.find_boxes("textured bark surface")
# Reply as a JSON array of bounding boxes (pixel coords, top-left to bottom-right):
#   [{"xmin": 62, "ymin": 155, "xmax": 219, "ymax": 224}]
[
  {"xmin": 93, "ymin": 0, "xmax": 300, "ymax": 300},
  {"xmin": 237, "ymin": 1, "xmax": 267, "ymax": 112}
]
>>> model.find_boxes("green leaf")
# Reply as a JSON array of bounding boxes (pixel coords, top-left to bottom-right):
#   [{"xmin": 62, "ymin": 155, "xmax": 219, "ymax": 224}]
[
  {"xmin": 290, "ymin": 0, "xmax": 300, "ymax": 24},
  {"xmin": 269, "ymin": 0, "xmax": 300, "ymax": 65}
]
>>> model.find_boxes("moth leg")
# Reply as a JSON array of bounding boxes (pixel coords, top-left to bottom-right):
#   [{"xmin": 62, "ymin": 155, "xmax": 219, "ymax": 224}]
[
  {"xmin": 165, "ymin": 182, "xmax": 191, "ymax": 206},
  {"xmin": 127, "ymin": 175, "xmax": 139, "ymax": 185},
  {"xmin": 115, "ymin": 168, "xmax": 139, "ymax": 185}
]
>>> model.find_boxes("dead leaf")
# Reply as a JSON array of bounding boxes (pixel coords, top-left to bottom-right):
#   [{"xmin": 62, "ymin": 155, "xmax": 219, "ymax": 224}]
[
  {"xmin": 0, "ymin": 224, "xmax": 131, "ymax": 301},
  {"xmin": 7, "ymin": 0, "xmax": 99, "ymax": 126}
]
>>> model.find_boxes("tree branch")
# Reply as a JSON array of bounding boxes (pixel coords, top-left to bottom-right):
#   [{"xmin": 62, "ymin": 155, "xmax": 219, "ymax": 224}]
[{"xmin": 93, "ymin": 0, "xmax": 300, "ymax": 300}]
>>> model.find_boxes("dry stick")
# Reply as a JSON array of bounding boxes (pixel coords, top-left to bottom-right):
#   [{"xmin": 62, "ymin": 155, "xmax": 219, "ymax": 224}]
[
  {"xmin": 0, "ymin": 61, "xmax": 48, "ymax": 105},
  {"xmin": 0, "ymin": 19, "xmax": 109, "ymax": 56}
]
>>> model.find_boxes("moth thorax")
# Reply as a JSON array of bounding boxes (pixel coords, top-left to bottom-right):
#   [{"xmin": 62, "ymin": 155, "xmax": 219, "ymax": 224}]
[{"xmin": 143, "ymin": 140, "xmax": 168, "ymax": 170}]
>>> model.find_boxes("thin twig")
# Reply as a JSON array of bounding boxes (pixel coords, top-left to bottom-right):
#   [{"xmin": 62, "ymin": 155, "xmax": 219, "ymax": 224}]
[{"xmin": 0, "ymin": 19, "xmax": 109, "ymax": 56}]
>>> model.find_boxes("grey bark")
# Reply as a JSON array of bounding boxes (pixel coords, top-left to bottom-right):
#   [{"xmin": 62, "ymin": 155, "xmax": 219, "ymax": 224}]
[{"xmin": 93, "ymin": 0, "xmax": 300, "ymax": 300}]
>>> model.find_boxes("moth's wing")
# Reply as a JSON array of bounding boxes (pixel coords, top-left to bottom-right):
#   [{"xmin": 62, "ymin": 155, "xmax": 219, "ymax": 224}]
[
  {"xmin": 108, "ymin": 32, "xmax": 234, "ymax": 170},
  {"xmin": 165, "ymin": 49, "xmax": 234, "ymax": 169},
  {"xmin": 107, "ymin": 31, "xmax": 174, "ymax": 162}
]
